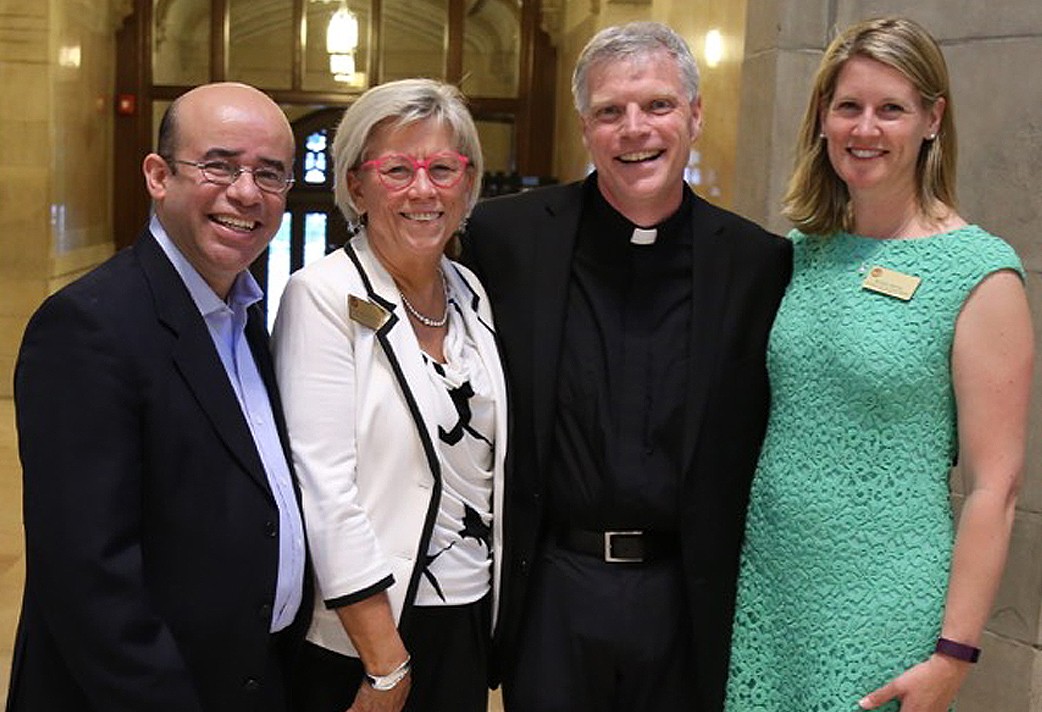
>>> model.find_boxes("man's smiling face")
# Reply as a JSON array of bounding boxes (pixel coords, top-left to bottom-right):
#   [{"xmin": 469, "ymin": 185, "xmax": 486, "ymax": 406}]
[
  {"xmin": 580, "ymin": 50, "xmax": 702, "ymax": 225},
  {"xmin": 144, "ymin": 83, "xmax": 295, "ymax": 298}
]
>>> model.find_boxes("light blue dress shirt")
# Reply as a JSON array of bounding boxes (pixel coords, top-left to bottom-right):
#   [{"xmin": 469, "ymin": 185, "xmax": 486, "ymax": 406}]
[{"xmin": 151, "ymin": 215, "xmax": 306, "ymax": 632}]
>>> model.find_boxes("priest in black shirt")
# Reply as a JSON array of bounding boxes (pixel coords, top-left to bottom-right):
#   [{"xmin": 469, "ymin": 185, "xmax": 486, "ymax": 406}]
[{"xmin": 463, "ymin": 21, "xmax": 792, "ymax": 711}]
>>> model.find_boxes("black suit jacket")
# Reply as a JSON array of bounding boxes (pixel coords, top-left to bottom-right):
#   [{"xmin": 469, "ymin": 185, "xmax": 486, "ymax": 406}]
[
  {"xmin": 7, "ymin": 230, "xmax": 309, "ymax": 712},
  {"xmin": 463, "ymin": 180, "xmax": 792, "ymax": 709}
]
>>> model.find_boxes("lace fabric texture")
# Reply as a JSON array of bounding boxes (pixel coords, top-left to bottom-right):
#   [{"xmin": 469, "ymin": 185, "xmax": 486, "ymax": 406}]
[{"xmin": 725, "ymin": 226, "xmax": 1023, "ymax": 711}]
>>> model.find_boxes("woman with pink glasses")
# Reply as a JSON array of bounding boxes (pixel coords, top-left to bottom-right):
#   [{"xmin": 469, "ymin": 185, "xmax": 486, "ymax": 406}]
[{"xmin": 272, "ymin": 78, "xmax": 507, "ymax": 712}]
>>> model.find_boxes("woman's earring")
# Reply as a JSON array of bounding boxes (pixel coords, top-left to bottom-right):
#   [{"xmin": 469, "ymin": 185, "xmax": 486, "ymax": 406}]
[
  {"xmin": 348, "ymin": 213, "xmax": 367, "ymax": 236},
  {"xmin": 453, "ymin": 216, "xmax": 469, "ymax": 239}
]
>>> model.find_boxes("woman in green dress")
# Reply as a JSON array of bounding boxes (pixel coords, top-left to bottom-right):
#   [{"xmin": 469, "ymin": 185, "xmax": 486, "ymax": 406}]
[{"xmin": 725, "ymin": 17, "xmax": 1033, "ymax": 712}]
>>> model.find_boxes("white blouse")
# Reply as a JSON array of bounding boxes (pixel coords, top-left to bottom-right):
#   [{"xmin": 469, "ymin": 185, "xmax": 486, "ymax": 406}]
[{"xmin": 414, "ymin": 287, "xmax": 496, "ymax": 606}]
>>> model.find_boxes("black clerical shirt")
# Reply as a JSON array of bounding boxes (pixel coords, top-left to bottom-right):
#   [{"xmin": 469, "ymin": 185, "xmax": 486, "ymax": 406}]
[{"xmin": 548, "ymin": 178, "xmax": 693, "ymax": 531}]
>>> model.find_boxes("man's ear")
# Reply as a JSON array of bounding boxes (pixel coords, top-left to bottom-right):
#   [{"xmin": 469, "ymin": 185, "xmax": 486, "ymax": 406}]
[
  {"xmin": 143, "ymin": 153, "xmax": 171, "ymax": 201},
  {"xmin": 688, "ymin": 95, "xmax": 704, "ymax": 142}
]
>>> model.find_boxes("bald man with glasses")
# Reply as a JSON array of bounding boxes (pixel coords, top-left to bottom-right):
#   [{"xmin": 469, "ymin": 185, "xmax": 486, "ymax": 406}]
[{"xmin": 7, "ymin": 82, "xmax": 309, "ymax": 712}]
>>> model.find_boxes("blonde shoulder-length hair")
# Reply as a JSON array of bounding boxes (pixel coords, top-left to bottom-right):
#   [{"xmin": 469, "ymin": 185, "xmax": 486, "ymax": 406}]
[{"xmin": 782, "ymin": 16, "xmax": 957, "ymax": 236}]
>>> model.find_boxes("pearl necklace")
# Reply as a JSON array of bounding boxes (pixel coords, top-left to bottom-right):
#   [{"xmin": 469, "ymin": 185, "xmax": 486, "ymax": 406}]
[{"xmin": 399, "ymin": 270, "xmax": 449, "ymax": 328}]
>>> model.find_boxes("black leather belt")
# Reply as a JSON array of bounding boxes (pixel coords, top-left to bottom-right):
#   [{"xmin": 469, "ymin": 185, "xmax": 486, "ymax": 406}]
[{"xmin": 557, "ymin": 527, "xmax": 679, "ymax": 563}]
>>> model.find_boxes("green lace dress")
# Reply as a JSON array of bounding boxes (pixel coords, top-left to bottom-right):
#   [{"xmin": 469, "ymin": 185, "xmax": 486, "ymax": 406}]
[{"xmin": 724, "ymin": 226, "xmax": 1023, "ymax": 712}]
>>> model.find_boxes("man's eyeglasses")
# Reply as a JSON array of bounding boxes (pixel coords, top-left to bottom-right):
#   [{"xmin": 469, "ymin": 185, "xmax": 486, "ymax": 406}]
[
  {"xmin": 359, "ymin": 152, "xmax": 470, "ymax": 191},
  {"xmin": 167, "ymin": 158, "xmax": 295, "ymax": 194}
]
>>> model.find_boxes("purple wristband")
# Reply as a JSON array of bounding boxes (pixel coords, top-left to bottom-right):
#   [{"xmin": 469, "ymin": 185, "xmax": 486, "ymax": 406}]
[{"xmin": 934, "ymin": 637, "xmax": 981, "ymax": 663}]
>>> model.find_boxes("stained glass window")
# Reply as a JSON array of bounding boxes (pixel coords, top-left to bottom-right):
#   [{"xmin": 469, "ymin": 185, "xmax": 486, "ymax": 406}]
[{"xmin": 304, "ymin": 130, "xmax": 329, "ymax": 185}]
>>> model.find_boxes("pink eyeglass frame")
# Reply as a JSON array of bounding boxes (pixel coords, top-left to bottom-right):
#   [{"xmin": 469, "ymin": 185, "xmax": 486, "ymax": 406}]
[{"xmin": 359, "ymin": 151, "xmax": 471, "ymax": 190}]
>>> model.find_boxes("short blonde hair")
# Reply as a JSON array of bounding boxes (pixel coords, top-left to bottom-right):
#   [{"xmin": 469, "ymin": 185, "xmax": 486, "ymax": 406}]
[
  {"xmin": 783, "ymin": 16, "xmax": 957, "ymax": 236},
  {"xmin": 331, "ymin": 78, "xmax": 483, "ymax": 223}
]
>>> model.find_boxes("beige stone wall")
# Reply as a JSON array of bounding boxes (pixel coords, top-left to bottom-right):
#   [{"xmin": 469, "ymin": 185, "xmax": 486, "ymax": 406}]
[
  {"xmin": 735, "ymin": 1, "xmax": 1042, "ymax": 709},
  {"xmin": 0, "ymin": 0, "xmax": 122, "ymax": 399},
  {"xmin": 0, "ymin": 1, "xmax": 51, "ymax": 401}
]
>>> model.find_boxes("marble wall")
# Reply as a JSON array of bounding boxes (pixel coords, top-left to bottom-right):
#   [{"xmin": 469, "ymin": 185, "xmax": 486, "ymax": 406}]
[
  {"xmin": 0, "ymin": 0, "xmax": 127, "ymax": 399},
  {"xmin": 0, "ymin": 0, "xmax": 50, "ymax": 402},
  {"xmin": 734, "ymin": 1, "xmax": 1042, "ymax": 709}
]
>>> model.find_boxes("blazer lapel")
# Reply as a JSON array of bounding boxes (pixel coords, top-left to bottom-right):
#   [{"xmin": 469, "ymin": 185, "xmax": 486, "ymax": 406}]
[
  {"xmin": 680, "ymin": 196, "xmax": 734, "ymax": 477},
  {"xmin": 245, "ymin": 304, "xmax": 299, "ymax": 491},
  {"xmin": 530, "ymin": 183, "xmax": 584, "ymax": 468},
  {"xmin": 135, "ymin": 230, "xmax": 272, "ymax": 495},
  {"xmin": 344, "ymin": 235, "xmax": 444, "ymax": 474}
]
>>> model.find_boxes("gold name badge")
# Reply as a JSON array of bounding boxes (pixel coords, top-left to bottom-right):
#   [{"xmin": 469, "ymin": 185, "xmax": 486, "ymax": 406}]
[
  {"xmin": 861, "ymin": 265, "xmax": 922, "ymax": 301},
  {"xmin": 348, "ymin": 294, "xmax": 390, "ymax": 330}
]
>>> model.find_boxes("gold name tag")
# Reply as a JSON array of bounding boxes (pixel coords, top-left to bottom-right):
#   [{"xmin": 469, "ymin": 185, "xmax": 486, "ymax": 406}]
[
  {"xmin": 861, "ymin": 265, "xmax": 921, "ymax": 301},
  {"xmin": 349, "ymin": 294, "xmax": 390, "ymax": 330}
]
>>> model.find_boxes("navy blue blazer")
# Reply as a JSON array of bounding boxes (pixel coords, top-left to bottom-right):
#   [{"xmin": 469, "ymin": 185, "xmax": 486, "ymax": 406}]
[{"xmin": 7, "ymin": 230, "xmax": 309, "ymax": 712}]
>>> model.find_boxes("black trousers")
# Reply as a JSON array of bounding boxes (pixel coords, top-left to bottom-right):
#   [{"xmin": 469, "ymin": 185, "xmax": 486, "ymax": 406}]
[
  {"xmin": 289, "ymin": 596, "xmax": 490, "ymax": 712},
  {"xmin": 502, "ymin": 544, "xmax": 695, "ymax": 712}
]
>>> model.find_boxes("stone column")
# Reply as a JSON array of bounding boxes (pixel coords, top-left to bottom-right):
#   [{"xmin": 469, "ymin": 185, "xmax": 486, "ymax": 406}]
[{"xmin": 734, "ymin": 1, "xmax": 1042, "ymax": 709}]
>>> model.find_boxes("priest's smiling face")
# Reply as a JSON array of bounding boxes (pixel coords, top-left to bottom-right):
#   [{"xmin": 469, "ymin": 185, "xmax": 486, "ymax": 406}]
[{"xmin": 580, "ymin": 49, "xmax": 702, "ymax": 226}]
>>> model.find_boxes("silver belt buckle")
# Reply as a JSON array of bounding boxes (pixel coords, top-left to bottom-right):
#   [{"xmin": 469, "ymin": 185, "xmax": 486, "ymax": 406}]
[{"xmin": 603, "ymin": 530, "xmax": 643, "ymax": 563}]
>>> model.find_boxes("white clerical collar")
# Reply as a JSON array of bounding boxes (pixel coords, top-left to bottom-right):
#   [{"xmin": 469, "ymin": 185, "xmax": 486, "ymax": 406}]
[{"xmin": 630, "ymin": 227, "xmax": 658, "ymax": 245}]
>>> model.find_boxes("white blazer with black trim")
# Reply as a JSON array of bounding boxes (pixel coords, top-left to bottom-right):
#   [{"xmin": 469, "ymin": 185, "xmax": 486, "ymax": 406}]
[{"xmin": 271, "ymin": 230, "xmax": 508, "ymax": 658}]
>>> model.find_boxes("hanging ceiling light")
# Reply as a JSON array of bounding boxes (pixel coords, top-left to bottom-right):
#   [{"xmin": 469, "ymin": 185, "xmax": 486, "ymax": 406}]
[{"xmin": 327, "ymin": 2, "xmax": 359, "ymax": 82}]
